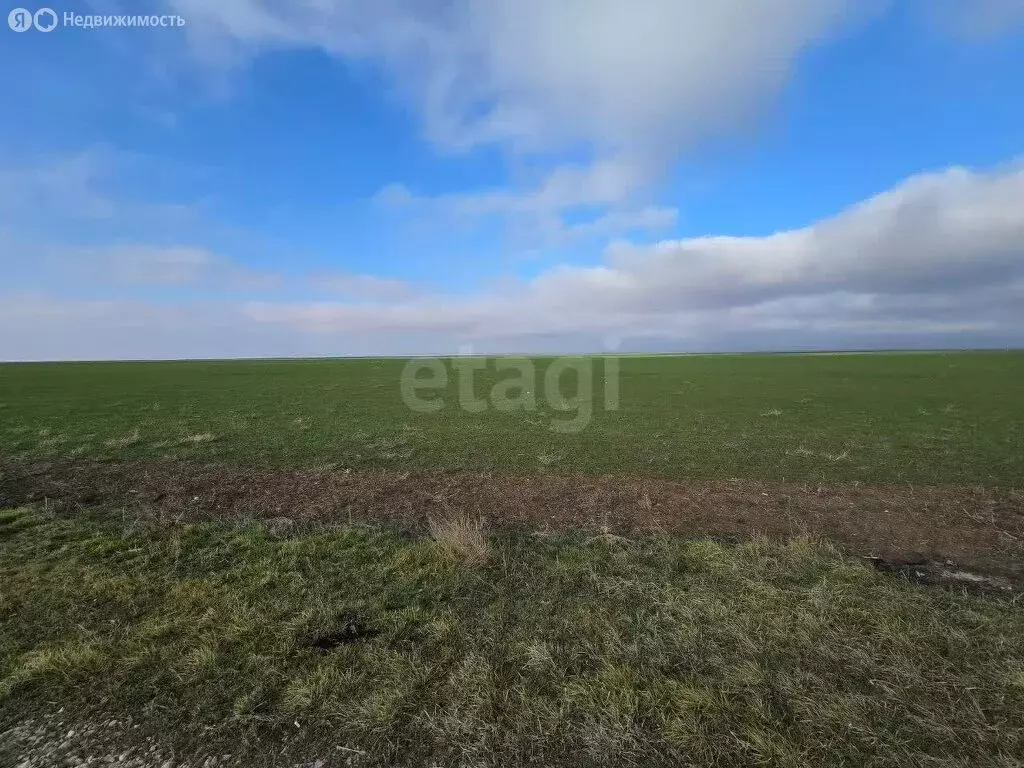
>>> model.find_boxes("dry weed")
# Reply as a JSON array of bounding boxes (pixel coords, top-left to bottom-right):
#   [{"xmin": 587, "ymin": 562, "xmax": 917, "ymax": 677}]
[{"xmin": 429, "ymin": 514, "xmax": 490, "ymax": 566}]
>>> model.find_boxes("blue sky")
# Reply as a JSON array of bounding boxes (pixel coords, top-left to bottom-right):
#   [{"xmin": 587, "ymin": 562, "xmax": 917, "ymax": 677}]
[{"xmin": 1, "ymin": 0, "xmax": 1023, "ymax": 359}]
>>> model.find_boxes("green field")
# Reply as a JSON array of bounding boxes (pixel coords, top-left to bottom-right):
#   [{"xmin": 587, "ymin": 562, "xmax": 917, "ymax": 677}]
[
  {"xmin": 3, "ymin": 352, "xmax": 1024, "ymax": 767},
  {"xmin": 2, "ymin": 506, "xmax": 1022, "ymax": 767},
  {"xmin": 2, "ymin": 351, "xmax": 1023, "ymax": 485}
]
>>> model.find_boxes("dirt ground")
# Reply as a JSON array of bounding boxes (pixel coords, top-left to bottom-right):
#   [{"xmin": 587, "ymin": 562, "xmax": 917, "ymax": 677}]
[{"xmin": 2, "ymin": 458, "xmax": 1022, "ymax": 588}]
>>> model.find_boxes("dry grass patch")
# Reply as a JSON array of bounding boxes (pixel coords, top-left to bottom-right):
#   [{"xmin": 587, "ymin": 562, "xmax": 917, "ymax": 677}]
[{"xmin": 428, "ymin": 514, "xmax": 490, "ymax": 566}]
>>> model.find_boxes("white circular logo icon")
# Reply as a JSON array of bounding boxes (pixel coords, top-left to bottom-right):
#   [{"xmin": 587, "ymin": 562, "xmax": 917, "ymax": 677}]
[
  {"xmin": 34, "ymin": 7, "xmax": 57, "ymax": 31},
  {"xmin": 8, "ymin": 7, "xmax": 33, "ymax": 31}
]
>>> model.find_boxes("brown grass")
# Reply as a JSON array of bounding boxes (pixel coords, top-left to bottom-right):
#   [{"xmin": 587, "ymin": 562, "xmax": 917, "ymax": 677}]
[{"xmin": 428, "ymin": 514, "xmax": 490, "ymax": 565}]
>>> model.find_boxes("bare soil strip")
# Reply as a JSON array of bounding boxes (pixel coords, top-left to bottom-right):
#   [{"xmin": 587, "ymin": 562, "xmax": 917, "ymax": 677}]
[{"xmin": 2, "ymin": 458, "xmax": 1022, "ymax": 584}]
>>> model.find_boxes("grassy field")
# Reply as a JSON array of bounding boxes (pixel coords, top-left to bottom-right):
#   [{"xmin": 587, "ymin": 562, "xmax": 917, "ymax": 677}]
[
  {"xmin": 2, "ymin": 351, "xmax": 1023, "ymax": 485},
  {"xmin": 3, "ymin": 353, "xmax": 1023, "ymax": 766},
  {"xmin": 2, "ymin": 506, "xmax": 1023, "ymax": 767}
]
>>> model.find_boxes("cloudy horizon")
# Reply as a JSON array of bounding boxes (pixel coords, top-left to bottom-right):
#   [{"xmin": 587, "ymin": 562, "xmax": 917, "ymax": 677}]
[{"xmin": 2, "ymin": 1, "xmax": 1022, "ymax": 360}]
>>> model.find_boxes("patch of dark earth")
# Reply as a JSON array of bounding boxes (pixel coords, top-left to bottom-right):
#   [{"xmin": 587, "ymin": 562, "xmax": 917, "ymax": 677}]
[
  {"xmin": 307, "ymin": 613, "xmax": 379, "ymax": 650},
  {"xmin": 1, "ymin": 458, "xmax": 1022, "ymax": 595}
]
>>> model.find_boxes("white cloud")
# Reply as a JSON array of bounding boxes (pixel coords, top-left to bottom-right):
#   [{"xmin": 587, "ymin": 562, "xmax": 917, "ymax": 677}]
[
  {"xmin": 375, "ymin": 158, "xmax": 675, "ymax": 245},
  {"xmin": 163, "ymin": 0, "xmax": 1023, "ymax": 255},
  {"xmin": 563, "ymin": 207, "xmax": 679, "ymax": 241},
  {"xmin": 579, "ymin": 164, "xmax": 1024, "ymax": 311},
  {"xmin": 0, "ymin": 151, "xmax": 117, "ymax": 221},
  {"xmin": 170, "ymin": 0, "xmax": 862, "ymax": 159},
  {"xmin": 311, "ymin": 271, "xmax": 418, "ymax": 301},
  {"xmin": 244, "ymin": 163, "xmax": 1024, "ymax": 350},
  {"xmin": 0, "ymin": 149, "xmax": 203, "ymax": 247},
  {"xmin": 4, "ymin": 163, "xmax": 1021, "ymax": 358},
  {"xmin": 154, "ymin": 3, "xmax": 877, "ymax": 251},
  {"xmin": 86, "ymin": 244, "xmax": 282, "ymax": 290},
  {"xmin": 0, "ymin": 152, "xmax": 281, "ymax": 296},
  {"xmin": 4, "ymin": 162, "xmax": 1020, "ymax": 359},
  {"xmin": 5, "ymin": 5, "xmax": 1021, "ymax": 359},
  {"xmin": 0, "ymin": 295, "xmax": 321, "ymax": 360},
  {"xmin": 169, "ymin": 0, "xmax": 1021, "ymax": 153},
  {"xmin": 471, "ymin": 159, "xmax": 647, "ymax": 214},
  {"xmin": 93, "ymin": 245, "xmax": 216, "ymax": 285},
  {"xmin": 165, "ymin": 1, "xmax": 874, "ymax": 249},
  {"xmin": 373, "ymin": 183, "xmax": 417, "ymax": 208}
]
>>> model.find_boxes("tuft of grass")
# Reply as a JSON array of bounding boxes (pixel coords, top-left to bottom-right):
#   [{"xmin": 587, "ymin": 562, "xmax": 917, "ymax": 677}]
[
  {"xmin": 428, "ymin": 514, "xmax": 490, "ymax": 566},
  {"xmin": 1, "ymin": 507, "xmax": 1023, "ymax": 766},
  {"xmin": 0, "ymin": 507, "xmax": 41, "ymax": 536},
  {"xmin": 0, "ymin": 643, "xmax": 107, "ymax": 698}
]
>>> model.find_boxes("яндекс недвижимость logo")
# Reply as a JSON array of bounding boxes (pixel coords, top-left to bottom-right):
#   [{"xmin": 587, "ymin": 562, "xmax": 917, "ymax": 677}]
[
  {"xmin": 8, "ymin": 7, "xmax": 57, "ymax": 31},
  {"xmin": 7, "ymin": 8, "xmax": 184, "ymax": 31}
]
